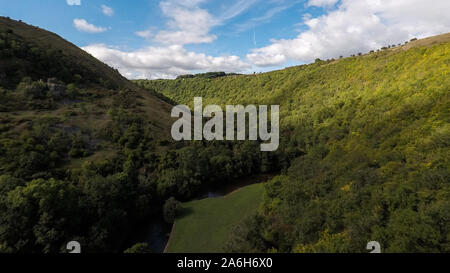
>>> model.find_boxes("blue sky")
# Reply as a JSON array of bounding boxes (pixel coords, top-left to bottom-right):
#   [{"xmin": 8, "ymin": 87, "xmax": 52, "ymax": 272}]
[{"xmin": 1, "ymin": 0, "xmax": 449, "ymax": 79}]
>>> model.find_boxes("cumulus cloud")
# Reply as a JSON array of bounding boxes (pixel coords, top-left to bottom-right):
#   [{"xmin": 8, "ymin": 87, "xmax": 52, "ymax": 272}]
[
  {"xmin": 82, "ymin": 44, "xmax": 251, "ymax": 79},
  {"xmin": 82, "ymin": 0, "xmax": 260, "ymax": 79},
  {"xmin": 152, "ymin": 0, "xmax": 259, "ymax": 45},
  {"xmin": 67, "ymin": 0, "xmax": 81, "ymax": 6},
  {"xmin": 247, "ymin": 0, "xmax": 450, "ymax": 67},
  {"xmin": 101, "ymin": 5, "xmax": 114, "ymax": 16},
  {"xmin": 153, "ymin": 1, "xmax": 218, "ymax": 45},
  {"xmin": 74, "ymin": 19, "xmax": 107, "ymax": 33}
]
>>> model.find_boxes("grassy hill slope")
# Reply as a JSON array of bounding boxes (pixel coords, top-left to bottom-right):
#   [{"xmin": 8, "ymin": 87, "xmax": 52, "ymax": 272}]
[{"xmin": 0, "ymin": 16, "xmax": 173, "ymax": 137}]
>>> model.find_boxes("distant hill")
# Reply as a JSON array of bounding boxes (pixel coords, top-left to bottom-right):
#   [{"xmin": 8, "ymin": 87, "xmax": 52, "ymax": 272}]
[{"xmin": 175, "ymin": 72, "xmax": 241, "ymax": 80}]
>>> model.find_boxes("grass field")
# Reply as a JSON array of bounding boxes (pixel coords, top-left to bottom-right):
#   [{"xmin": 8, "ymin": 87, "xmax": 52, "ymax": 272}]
[{"xmin": 165, "ymin": 183, "xmax": 265, "ymax": 253}]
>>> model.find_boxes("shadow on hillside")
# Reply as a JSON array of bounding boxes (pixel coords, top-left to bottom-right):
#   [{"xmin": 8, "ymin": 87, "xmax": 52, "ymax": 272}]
[{"xmin": 177, "ymin": 207, "xmax": 193, "ymax": 219}]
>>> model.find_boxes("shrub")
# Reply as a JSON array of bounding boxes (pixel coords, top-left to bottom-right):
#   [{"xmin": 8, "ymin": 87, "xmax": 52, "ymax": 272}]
[
  {"xmin": 163, "ymin": 197, "xmax": 181, "ymax": 223},
  {"xmin": 17, "ymin": 79, "xmax": 47, "ymax": 99},
  {"xmin": 66, "ymin": 83, "xmax": 79, "ymax": 98}
]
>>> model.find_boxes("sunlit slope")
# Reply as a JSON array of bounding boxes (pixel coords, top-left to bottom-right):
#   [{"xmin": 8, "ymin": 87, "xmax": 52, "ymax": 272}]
[
  {"xmin": 136, "ymin": 33, "xmax": 449, "ymax": 130},
  {"xmin": 140, "ymin": 34, "xmax": 450, "ymax": 252}
]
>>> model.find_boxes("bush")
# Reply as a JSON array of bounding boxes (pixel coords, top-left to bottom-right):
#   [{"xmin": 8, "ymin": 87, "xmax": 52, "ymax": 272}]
[
  {"xmin": 66, "ymin": 83, "xmax": 79, "ymax": 99},
  {"xmin": 16, "ymin": 78, "xmax": 47, "ymax": 99},
  {"xmin": 163, "ymin": 197, "xmax": 181, "ymax": 223}
]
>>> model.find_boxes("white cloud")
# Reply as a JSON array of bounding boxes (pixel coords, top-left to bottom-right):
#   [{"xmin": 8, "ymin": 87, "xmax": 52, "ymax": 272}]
[
  {"xmin": 101, "ymin": 5, "xmax": 114, "ymax": 16},
  {"xmin": 82, "ymin": 44, "xmax": 251, "ymax": 79},
  {"xmin": 67, "ymin": 0, "xmax": 81, "ymax": 6},
  {"xmin": 307, "ymin": 0, "xmax": 339, "ymax": 8},
  {"xmin": 136, "ymin": 29, "xmax": 153, "ymax": 39},
  {"xmin": 90, "ymin": 0, "xmax": 260, "ymax": 78},
  {"xmin": 153, "ymin": 1, "xmax": 218, "ymax": 45},
  {"xmin": 247, "ymin": 0, "xmax": 450, "ymax": 67},
  {"xmin": 73, "ymin": 19, "xmax": 107, "ymax": 33},
  {"xmin": 151, "ymin": 0, "xmax": 259, "ymax": 45}
]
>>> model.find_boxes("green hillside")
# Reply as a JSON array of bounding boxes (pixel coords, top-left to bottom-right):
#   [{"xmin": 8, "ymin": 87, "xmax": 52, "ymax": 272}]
[
  {"xmin": 0, "ymin": 16, "xmax": 173, "ymax": 132},
  {"xmin": 137, "ymin": 34, "xmax": 450, "ymax": 253},
  {"xmin": 0, "ymin": 17, "xmax": 182, "ymax": 253},
  {"xmin": 1, "ymin": 15, "xmax": 448, "ymax": 253},
  {"xmin": 0, "ymin": 18, "xmax": 285, "ymax": 253}
]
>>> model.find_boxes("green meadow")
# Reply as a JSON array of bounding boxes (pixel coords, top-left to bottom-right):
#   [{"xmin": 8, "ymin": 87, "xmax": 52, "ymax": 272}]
[{"xmin": 166, "ymin": 183, "xmax": 265, "ymax": 253}]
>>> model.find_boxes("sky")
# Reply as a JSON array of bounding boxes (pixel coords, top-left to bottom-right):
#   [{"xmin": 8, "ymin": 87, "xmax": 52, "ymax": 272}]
[{"xmin": 1, "ymin": 0, "xmax": 449, "ymax": 79}]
